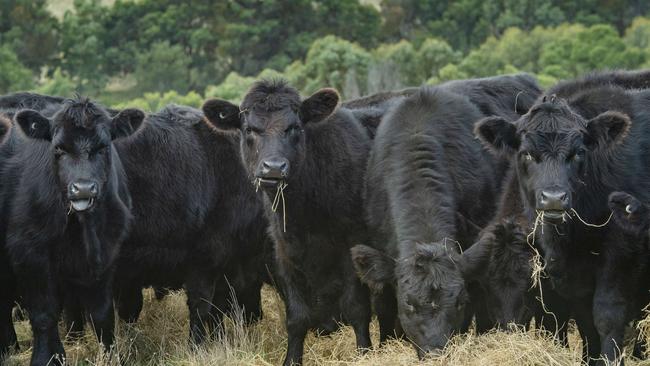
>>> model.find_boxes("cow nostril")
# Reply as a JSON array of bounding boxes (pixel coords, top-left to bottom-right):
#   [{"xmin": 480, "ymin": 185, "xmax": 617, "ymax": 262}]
[
  {"xmin": 71, "ymin": 184, "xmax": 80, "ymax": 194},
  {"xmin": 90, "ymin": 183, "xmax": 98, "ymax": 195}
]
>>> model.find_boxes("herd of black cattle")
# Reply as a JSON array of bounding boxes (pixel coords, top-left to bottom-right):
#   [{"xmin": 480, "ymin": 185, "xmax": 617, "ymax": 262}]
[{"xmin": 0, "ymin": 70, "xmax": 650, "ymax": 365}]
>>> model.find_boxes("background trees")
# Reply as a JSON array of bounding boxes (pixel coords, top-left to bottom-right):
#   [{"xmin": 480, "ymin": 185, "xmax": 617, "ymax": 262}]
[{"xmin": 1, "ymin": 0, "xmax": 650, "ymax": 104}]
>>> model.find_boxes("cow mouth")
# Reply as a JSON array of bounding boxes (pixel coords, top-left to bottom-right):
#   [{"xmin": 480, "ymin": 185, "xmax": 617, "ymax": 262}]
[
  {"xmin": 542, "ymin": 210, "xmax": 566, "ymax": 221},
  {"xmin": 256, "ymin": 177, "xmax": 284, "ymax": 189},
  {"xmin": 69, "ymin": 198, "xmax": 95, "ymax": 212}
]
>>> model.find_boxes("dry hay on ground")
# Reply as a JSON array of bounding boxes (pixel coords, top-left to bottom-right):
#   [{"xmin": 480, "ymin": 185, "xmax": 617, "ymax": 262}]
[{"xmin": 3, "ymin": 285, "xmax": 648, "ymax": 365}]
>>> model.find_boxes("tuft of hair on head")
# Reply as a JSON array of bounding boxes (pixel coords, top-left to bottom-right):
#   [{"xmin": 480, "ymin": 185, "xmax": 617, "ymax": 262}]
[
  {"xmin": 241, "ymin": 78, "xmax": 301, "ymax": 113},
  {"xmin": 61, "ymin": 96, "xmax": 108, "ymax": 129}
]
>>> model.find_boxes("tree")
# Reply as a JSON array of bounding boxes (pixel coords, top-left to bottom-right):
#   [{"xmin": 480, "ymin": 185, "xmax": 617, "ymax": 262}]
[
  {"xmin": 35, "ymin": 68, "xmax": 76, "ymax": 97},
  {"xmin": 0, "ymin": 0, "xmax": 59, "ymax": 71},
  {"xmin": 59, "ymin": 0, "xmax": 109, "ymax": 92},
  {"xmin": 133, "ymin": 41, "xmax": 192, "ymax": 94},
  {"xmin": 0, "ymin": 45, "xmax": 34, "ymax": 93},
  {"xmin": 297, "ymin": 36, "xmax": 372, "ymax": 97}
]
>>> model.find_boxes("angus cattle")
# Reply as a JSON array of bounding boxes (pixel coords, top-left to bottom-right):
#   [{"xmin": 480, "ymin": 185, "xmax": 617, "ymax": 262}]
[
  {"xmin": 350, "ymin": 74, "xmax": 541, "ymax": 357},
  {"xmin": 2, "ymin": 98, "xmax": 144, "ymax": 365},
  {"xmin": 108, "ymin": 105, "xmax": 272, "ymax": 345},
  {"xmin": 0, "ymin": 94, "xmax": 71, "ymax": 360},
  {"xmin": 203, "ymin": 80, "xmax": 373, "ymax": 366},
  {"xmin": 0, "ymin": 116, "xmax": 16, "ymax": 358},
  {"xmin": 474, "ymin": 79, "xmax": 650, "ymax": 364}
]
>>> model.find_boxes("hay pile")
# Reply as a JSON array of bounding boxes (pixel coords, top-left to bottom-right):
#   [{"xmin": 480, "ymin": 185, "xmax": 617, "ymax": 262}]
[{"xmin": 3, "ymin": 286, "xmax": 646, "ymax": 365}]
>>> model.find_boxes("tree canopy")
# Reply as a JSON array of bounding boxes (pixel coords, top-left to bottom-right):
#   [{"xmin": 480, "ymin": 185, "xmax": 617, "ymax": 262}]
[{"xmin": 1, "ymin": 0, "xmax": 649, "ymax": 103}]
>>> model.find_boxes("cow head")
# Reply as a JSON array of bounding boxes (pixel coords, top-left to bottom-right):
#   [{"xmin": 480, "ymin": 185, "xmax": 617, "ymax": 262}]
[
  {"xmin": 477, "ymin": 220, "xmax": 536, "ymax": 328},
  {"xmin": 475, "ymin": 95, "xmax": 631, "ymax": 224},
  {"xmin": 15, "ymin": 98, "xmax": 144, "ymax": 213},
  {"xmin": 203, "ymin": 79, "xmax": 339, "ymax": 190},
  {"xmin": 352, "ymin": 241, "xmax": 491, "ymax": 358}
]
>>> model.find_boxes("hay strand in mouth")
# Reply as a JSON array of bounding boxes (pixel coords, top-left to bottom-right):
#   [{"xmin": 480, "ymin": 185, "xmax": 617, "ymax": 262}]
[
  {"xmin": 526, "ymin": 211, "xmax": 545, "ymax": 290},
  {"xmin": 526, "ymin": 211, "xmax": 559, "ymax": 336},
  {"xmin": 254, "ymin": 178, "xmax": 261, "ymax": 192},
  {"xmin": 271, "ymin": 181, "xmax": 288, "ymax": 233},
  {"xmin": 569, "ymin": 208, "xmax": 612, "ymax": 228}
]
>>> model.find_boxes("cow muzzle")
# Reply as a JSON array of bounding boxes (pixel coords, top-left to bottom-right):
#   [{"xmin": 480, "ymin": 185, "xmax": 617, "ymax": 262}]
[
  {"xmin": 68, "ymin": 180, "xmax": 98, "ymax": 212},
  {"xmin": 536, "ymin": 189, "xmax": 570, "ymax": 221},
  {"xmin": 256, "ymin": 158, "xmax": 290, "ymax": 188}
]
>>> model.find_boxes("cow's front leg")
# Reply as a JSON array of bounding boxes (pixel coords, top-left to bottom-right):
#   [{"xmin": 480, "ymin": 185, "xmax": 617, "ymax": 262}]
[
  {"xmin": 283, "ymin": 288, "xmax": 310, "ymax": 366},
  {"xmin": 22, "ymin": 273, "xmax": 65, "ymax": 366},
  {"xmin": 82, "ymin": 278, "xmax": 116, "ymax": 352},
  {"xmin": 593, "ymin": 247, "xmax": 639, "ymax": 366},
  {"xmin": 186, "ymin": 269, "xmax": 217, "ymax": 344}
]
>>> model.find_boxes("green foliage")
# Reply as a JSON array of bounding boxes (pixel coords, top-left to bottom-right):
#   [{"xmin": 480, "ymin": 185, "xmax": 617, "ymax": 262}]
[
  {"xmin": 134, "ymin": 41, "xmax": 192, "ymax": 94},
  {"xmin": 540, "ymin": 24, "xmax": 645, "ymax": 78},
  {"xmin": 113, "ymin": 90, "xmax": 203, "ymax": 112},
  {"xmin": 625, "ymin": 17, "xmax": 650, "ymax": 50},
  {"xmin": 0, "ymin": 0, "xmax": 59, "ymax": 70},
  {"xmin": 297, "ymin": 36, "xmax": 372, "ymax": 97},
  {"xmin": 0, "ymin": 45, "xmax": 34, "ymax": 93},
  {"xmin": 204, "ymin": 72, "xmax": 256, "ymax": 103},
  {"xmin": 2, "ymin": 1, "xmax": 650, "ymax": 106},
  {"xmin": 34, "ymin": 67, "xmax": 76, "ymax": 96}
]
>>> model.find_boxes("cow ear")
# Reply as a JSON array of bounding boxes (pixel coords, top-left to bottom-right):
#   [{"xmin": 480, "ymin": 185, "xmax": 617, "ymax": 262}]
[
  {"xmin": 585, "ymin": 111, "xmax": 631, "ymax": 148},
  {"xmin": 459, "ymin": 237, "xmax": 492, "ymax": 281},
  {"xmin": 350, "ymin": 245, "xmax": 395, "ymax": 292},
  {"xmin": 111, "ymin": 108, "xmax": 145, "ymax": 140},
  {"xmin": 474, "ymin": 116, "xmax": 520, "ymax": 154},
  {"xmin": 0, "ymin": 116, "xmax": 9, "ymax": 141},
  {"xmin": 202, "ymin": 99, "xmax": 241, "ymax": 130},
  {"xmin": 15, "ymin": 109, "xmax": 52, "ymax": 140},
  {"xmin": 299, "ymin": 88, "xmax": 339, "ymax": 124}
]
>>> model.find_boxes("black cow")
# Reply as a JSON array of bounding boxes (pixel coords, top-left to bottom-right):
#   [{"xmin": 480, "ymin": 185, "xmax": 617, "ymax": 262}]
[
  {"xmin": 474, "ymin": 78, "xmax": 650, "ymax": 364},
  {"xmin": 0, "ymin": 115, "xmax": 17, "ymax": 359},
  {"xmin": 203, "ymin": 80, "xmax": 373, "ymax": 366},
  {"xmin": 350, "ymin": 74, "xmax": 541, "ymax": 357},
  {"xmin": 2, "ymin": 98, "xmax": 143, "ymax": 365},
  {"xmin": 0, "ymin": 94, "xmax": 74, "ymax": 360},
  {"xmin": 105, "ymin": 105, "xmax": 272, "ymax": 345}
]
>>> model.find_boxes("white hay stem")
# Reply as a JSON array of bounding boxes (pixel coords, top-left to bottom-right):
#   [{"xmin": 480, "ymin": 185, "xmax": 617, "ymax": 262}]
[
  {"xmin": 526, "ymin": 211, "xmax": 559, "ymax": 336},
  {"xmin": 271, "ymin": 181, "xmax": 288, "ymax": 233},
  {"xmin": 570, "ymin": 208, "xmax": 612, "ymax": 228}
]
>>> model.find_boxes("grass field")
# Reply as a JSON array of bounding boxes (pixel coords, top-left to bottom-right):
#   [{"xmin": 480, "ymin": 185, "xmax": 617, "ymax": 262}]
[{"xmin": 2, "ymin": 285, "xmax": 647, "ymax": 365}]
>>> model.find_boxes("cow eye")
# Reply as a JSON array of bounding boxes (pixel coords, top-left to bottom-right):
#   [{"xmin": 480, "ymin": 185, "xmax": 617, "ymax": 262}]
[
  {"xmin": 431, "ymin": 301, "xmax": 439, "ymax": 311},
  {"xmin": 245, "ymin": 126, "xmax": 253, "ymax": 135},
  {"xmin": 285, "ymin": 125, "xmax": 300, "ymax": 135},
  {"xmin": 524, "ymin": 153, "xmax": 533, "ymax": 161},
  {"xmin": 569, "ymin": 149, "xmax": 585, "ymax": 162},
  {"xmin": 54, "ymin": 146, "xmax": 66, "ymax": 157}
]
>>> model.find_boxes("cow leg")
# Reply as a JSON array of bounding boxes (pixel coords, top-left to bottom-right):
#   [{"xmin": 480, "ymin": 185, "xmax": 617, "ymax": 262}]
[
  {"xmin": 208, "ymin": 278, "xmax": 231, "ymax": 332},
  {"xmin": 573, "ymin": 299, "xmax": 601, "ymax": 366},
  {"xmin": 538, "ymin": 286, "xmax": 570, "ymax": 347},
  {"xmin": 186, "ymin": 270, "xmax": 217, "ymax": 344},
  {"xmin": 237, "ymin": 280, "xmax": 263, "ymax": 324},
  {"xmin": 0, "ymin": 294, "xmax": 17, "ymax": 356},
  {"xmin": 63, "ymin": 294, "xmax": 85, "ymax": 341},
  {"xmin": 341, "ymin": 271, "xmax": 371, "ymax": 352},
  {"xmin": 374, "ymin": 287, "xmax": 399, "ymax": 344},
  {"xmin": 593, "ymin": 289, "xmax": 627, "ymax": 365},
  {"xmin": 23, "ymin": 276, "xmax": 65, "ymax": 366},
  {"xmin": 116, "ymin": 284, "xmax": 143, "ymax": 323},
  {"xmin": 283, "ymin": 289, "xmax": 310, "ymax": 366},
  {"xmin": 81, "ymin": 279, "xmax": 115, "ymax": 352}
]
